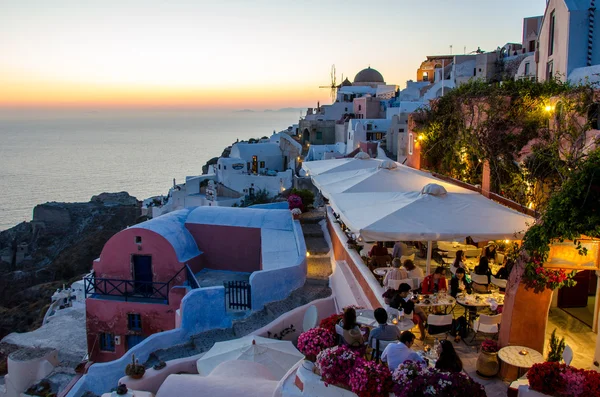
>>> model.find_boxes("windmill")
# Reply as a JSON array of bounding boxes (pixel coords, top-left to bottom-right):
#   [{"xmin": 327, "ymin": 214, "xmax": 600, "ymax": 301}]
[{"xmin": 319, "ymin": 64, "xmax": 338, "ymax": 103}]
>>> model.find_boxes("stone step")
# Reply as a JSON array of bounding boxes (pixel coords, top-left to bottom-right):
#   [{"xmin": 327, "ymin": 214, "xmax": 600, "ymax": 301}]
[
  {"xmin": 143, "ymin": 282, "xmax": 332, "ymax": 367},
  {"xmin": 305, "ymin": 237, "xmax": 329, "ymax": 255},
  {"xmin": 299, "ymin": 211, "xmax": 325, "ymax": 224},
  {"xmin": 301, "ymin": 223, "xmax": 324, "ymax": 237},
  {"xmin": 307, "ymin": 257, "xmax": 332, "ymax": 280}
]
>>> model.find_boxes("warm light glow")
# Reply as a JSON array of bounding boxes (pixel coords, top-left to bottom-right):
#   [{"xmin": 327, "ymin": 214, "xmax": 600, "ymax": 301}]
[
  {"xmin": 544, "ymin": 105, "xmax": 553, "ymax": 112},
  {"xmin": 527, "ymin": 202, "xmax": 535, "ymax": 209},
  {"xmin": 297, "ymin": 156, "xmax": 301, "ymax": 161},
  {"xmin": 417, "ymin": 134, "xmax": 424, "ymax": 141},
  {"xmin": 306, "ymin": 252, "xmax": 311, "ymax": 257},
  {"xmin": 504, "ymin": 240, "xmax": 510, "ymax": 244}
]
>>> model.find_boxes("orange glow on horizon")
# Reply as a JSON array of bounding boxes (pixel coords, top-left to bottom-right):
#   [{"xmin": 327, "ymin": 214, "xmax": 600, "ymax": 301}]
[{"xmin": 0, "ymin": 79, "xmax": 326, "ymax": 109}]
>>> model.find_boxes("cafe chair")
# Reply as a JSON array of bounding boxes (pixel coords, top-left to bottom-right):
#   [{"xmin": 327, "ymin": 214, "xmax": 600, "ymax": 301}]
[
  {"xmin": 426, "ymin": 314, "xmax": 453, "ymax": 340},
  {"xmin": 470, "ymin": 313, "xmax": 502, "ymax": 342},
  {"xmin": 471, "ymin": 274, "xmax": 490, "ymax": 293},
  {"xmin": 563, "ymin": 344, "xmax": 573, "ymax": 366},
  {"xmin": 389, "ymin": 278, "xmax": 415, "ymax": 290},
  {"xmin": 370, "ymin": 338, "xmax": 397, "ymax": 362},
  {"xmin": 491, "ymin": 276, "xmax": 507, "ymax": 290}
]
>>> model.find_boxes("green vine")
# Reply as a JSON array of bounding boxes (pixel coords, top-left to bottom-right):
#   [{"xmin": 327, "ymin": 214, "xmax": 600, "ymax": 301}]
[
  {"xmin": 414, "ymin": 78, "xmax": 598, "ymax": 211},
  {"xmin": 520, "ymin": 149, "xmax": 600, "ymax": 291}
]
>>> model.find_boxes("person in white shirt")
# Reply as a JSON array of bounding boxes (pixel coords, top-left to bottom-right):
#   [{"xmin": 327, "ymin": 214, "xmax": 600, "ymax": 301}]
[
  {"xmin": 450, "ymin": 250, "xmax": 469, "ymax": 276},
  {"xmin": 381, "ymin": 331, "xmax": 426, "ymax": 370},
  {"xmin": 402, "ymin": 259, "xmax": 424, "ymax": 278},
  {"xmin": 383, "ymin": 258, "xmax": 408, "ymax": 288}
]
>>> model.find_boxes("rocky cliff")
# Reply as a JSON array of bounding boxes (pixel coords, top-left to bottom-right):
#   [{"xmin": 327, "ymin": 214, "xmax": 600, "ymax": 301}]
[{"xmin": 0, "ymin": 192, "xmax": 143, "ymax": 340}]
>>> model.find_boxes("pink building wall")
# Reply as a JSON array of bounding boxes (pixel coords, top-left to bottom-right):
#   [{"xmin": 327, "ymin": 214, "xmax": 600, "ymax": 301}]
[
  {"xmin": 185, "ymin": 224, "xmax": 261, "ymax": 272},
  {"xmin": 86, "ymin": 287, "xmax": 187, "ymax": 362},
  {"xmin": 353, "ymin": 97, "xmax": 381, "ymax": 119},
  {"xmin": 95, "ymin": 228, "xmax": 193, "ymax": 283}
]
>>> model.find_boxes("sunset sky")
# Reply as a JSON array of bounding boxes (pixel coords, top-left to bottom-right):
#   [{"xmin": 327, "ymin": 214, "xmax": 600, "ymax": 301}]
[{"xmin": 1, "ymin": 0, "xmax": 545, "ymax": 109}]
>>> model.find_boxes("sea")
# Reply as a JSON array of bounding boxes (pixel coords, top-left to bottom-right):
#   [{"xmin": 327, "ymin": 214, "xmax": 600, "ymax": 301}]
[{"xmin": 0, "ymin": 108, "xmax": 301, "ymax": 231}]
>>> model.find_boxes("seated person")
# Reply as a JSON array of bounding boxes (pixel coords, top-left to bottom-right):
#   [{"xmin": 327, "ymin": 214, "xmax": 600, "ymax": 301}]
[
  {"xmin": 392, "ymin": 241, "xmax": 408, "ymax": 259},
  {"xmin": 381, "ymin": 331, "xmax": 425, "ymax": 370},
  {"xmin": 450, "ymin": 267, "xmax": 472, "ymax": 298},
  {"xmin": 484, "ymin": 243, "xmax": 498, "ymax": 261},
  {"xmin": 339, "ymin": 307, "xmax": 365, "ymax": 348},
  {"xmin": 450, "ymin": 250, "xmax": 469, "ymax": 276},
  {"xmin": 495, "ymin": 258, "xmax": 513, "ymax": 280},
  {"xmin": 474, "ymin": 256, "xmax": 492, "ymax": 284},
  {"xmin": 435, "ymin": 339, "xmax": 463, "ymax": 373},
  {"xmin": 369, "ymin": 241, "xmax": 389, "ymax": 257},
  {"xmin": 368, "ymin": 308, "xmax": 402, "ymax": 346},
  {"xmin": 403, "ymin": 259, "xmax": 424, "ymax": 278},
  {"xmin": 421, "ymin": 267, "xmax": 448, "ymax": 295},
  {"xmin": 383, "ymin": 258, "xmax": 409, "ymax": 288},
  {"xmin": 389, "ymin": 283, "xmax": 426, "ymax": 341}
]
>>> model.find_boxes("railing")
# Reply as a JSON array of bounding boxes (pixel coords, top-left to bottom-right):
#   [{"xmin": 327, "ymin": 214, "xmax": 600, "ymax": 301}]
[
  {"xmin": 84, "ymin": 264, "xmax": 200, "ymax": 304},
  {"xmin": 84, "ymin": 277, "xmax": 171, "ymax": 303},
  {"xmin": 186, "ymin": 264, "xmax": 200, "ymax": 289},
  {"xmin": 224, "ymin": 280, "xmax": 251, "ymax": 310}
]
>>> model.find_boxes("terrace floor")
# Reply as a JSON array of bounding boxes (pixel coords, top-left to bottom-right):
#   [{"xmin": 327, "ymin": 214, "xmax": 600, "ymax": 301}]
[{"xmin": 194, "ymin": 268, "xmax": 251, "ymax": 288}]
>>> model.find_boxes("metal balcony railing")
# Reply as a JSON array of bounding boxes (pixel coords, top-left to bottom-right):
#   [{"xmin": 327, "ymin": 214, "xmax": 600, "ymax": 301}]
[{"xmin": 84, "ymin": 264, "xmax": 200, "ymax": 304}]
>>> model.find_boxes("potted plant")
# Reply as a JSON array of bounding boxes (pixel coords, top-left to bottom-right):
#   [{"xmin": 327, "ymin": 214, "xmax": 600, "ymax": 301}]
[
  {"xmin": 124, "ymin": 354, "xmax": 145, "ymax": 379},
  {"xmin": 316, "ymin": 345, "xmax": 359, "ymax": 388},
  {"xmin": 546, "ymin": 328, "xmax": 566, "ymax": 362},
  {"xmin": 476, "ymin": 339, "xmax": 500, "ymax": 377},
  {"xmin": 291, "ymin": 208, "xmax": 302, "ymax": 220},
  {"xmin": 526, "ymin": 362, "xmax": 600, "ymax": 396},
  {"xmin": 297, "ymin": 327, "xmax": 336, "ymax": 362},
  {"xmin": 393, "ymin": 361, "xmax": 486, "ymax": 397},
  {"xmin": 348, "ymin": 357, "xmax": 394, "ymax": 397}
]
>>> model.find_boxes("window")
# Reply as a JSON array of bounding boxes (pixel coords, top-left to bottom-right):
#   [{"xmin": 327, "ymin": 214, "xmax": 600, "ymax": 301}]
[
  {"xmin": 259, "ymin": 161, "xmax": 265, "ymax": 168},
  {"xmin": 358, "ymin": 105, "xmax": 362, "ymax": 111},
  {"xmin": 224, "ymin": 165, "xmax": 227, "ymax": 170},
  {"xmin": 524, "ymin": 62, "xmax": 530, "ymax": 76},
  {"xmin": 422, "ymin": 72, "xmax": 429, "ymax": 82},
  {"xmin": 135, "ymin": 236, "xmax": 142, "ymax": 244},
  {"xmin": 128, "ymin": 314, "xmax": 142, "ymax": 331},
  {"xmin": 548, "ymin": 10, "xmax": 555, "ymax": 56},
  {"xmin": 345, "ymin": 107, "xmax": 348, "ymax": 111},
  {"xmin": 316, "ymin": 131, "xmax": 322, "ymax": 140},
  {"xmin": 546, "ymin": 61, "xmax": 554, "ymax": 80},
  {"xmin": 408, "ymin": 133, "xmax": 414, "ymax": 155},
  {"xmin": 529, "ymin": 40, "xmax": 536, "ymax": 52},
  {"xmin": 100, "ymin": 333, "xmax": 115, "ymax": 352},
  {"xmin": 399, "ymin": 128, "xmax": 405, "ymax": 132},
  {"xmin": 366, "ymin": 124, "xmax": 372, "ymax": 131},
  {"xmin": 473, "ymin": 68, "xmax": 476, "ymax": 76}
]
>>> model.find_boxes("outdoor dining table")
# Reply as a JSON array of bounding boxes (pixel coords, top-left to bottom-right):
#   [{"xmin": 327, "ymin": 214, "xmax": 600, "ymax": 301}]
[
  {"xmin": 356, "ymin": 309, "xmax": 415, "ymax": 331},
  {"xmin": 498, "ymin": 345, "xmax": 544, "ymax": 381},
  {"xmin": 414, "ymin": 294, "xmax": 456, "ymax": 308},
  {"xmin": 373, "ymin": 267, "xmax": 393, "ymax": 277},
  {"xmin": 455, "ymin": 292, "xmax": 504, "ymax": 308}
]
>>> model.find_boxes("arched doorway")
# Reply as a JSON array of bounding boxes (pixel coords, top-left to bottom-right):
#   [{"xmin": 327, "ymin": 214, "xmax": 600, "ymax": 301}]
[{"xmin": 303, "ymin": 129, "xmax": 310, "ymax": 145}]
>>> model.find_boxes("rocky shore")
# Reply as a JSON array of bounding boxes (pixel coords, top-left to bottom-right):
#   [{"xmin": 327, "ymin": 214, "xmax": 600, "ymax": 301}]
[{"xmin": 0, "ymin": 192, "xmax": 143, "ymax": 372}]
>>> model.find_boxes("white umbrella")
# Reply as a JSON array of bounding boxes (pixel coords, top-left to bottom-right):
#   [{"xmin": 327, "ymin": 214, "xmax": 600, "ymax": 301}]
[
  {"xmin": 313, "ymin": 162, "xmax": 473, "ymax": 199},
  {"xmin": 329, "ymin": 190, "xmax": 533, "ymax": 242},
  {"xmin": 196, "ymin": 335, "xmax": 304, "ymax": 380},
  {"xmin": 302, "ymin": 156, "xmax": 383, "ymax": 176}
]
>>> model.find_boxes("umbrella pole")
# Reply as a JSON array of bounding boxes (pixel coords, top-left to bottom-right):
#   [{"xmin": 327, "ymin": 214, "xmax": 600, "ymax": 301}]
[{"xmin": 426, "ymin": 241, "xmax": 432, "ymax": 275}]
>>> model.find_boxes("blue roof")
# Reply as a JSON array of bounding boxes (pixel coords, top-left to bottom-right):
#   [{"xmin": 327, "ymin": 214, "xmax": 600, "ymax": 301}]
[
  {"xmin": 130, "ymin": 208, "xmax": 202, "ymax": 263},
  {"xmin": 250, "ymin": 202, "xmax": 290, "ymax": 210},
  {"xmin": 186, "ymin": 206, "xmax": 293, "ymax": 231}
]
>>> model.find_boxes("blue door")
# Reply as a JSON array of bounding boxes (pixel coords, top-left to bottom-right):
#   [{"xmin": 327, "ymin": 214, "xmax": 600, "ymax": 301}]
[
  {"xmin": 127, "ymin": 334, "xmax": 145, "ymax": 350},
  {"xmin": 133, "ymin": 255, "xmax": 153, "ymax": 295}
]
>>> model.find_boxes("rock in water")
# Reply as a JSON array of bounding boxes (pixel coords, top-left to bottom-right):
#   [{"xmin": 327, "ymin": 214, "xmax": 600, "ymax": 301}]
[{"xmin": 90, "ymin": 192, "xmax": 138, "ymax": 206}]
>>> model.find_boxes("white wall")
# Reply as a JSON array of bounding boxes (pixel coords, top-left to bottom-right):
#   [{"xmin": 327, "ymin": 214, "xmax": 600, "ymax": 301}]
[
  {"xmin": 537, "ymin": 0, "xmax": 570, "ymax": 81},
  {"xmin": 219, "ymin": 170, "xmax": 293, "ymax": 198}
]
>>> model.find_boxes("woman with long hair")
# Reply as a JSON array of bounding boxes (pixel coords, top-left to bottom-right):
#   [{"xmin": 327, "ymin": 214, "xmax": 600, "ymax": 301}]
[
  {"xmin": 435, "ymin": 339, "xmax": 463, "ymax": 373},
  {"xmin": 451, "ymin": 250, "xmax": 468, "ymax": 275},
  {"xmin": 340, "ymin": 307, "xmax": 364, "ymax": 347},
  {"xmin": 475, "ymin": 256, "xmax": 492, "ymax": 284}
]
